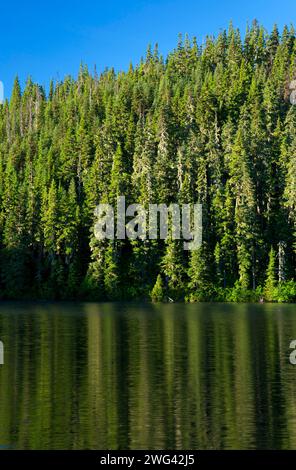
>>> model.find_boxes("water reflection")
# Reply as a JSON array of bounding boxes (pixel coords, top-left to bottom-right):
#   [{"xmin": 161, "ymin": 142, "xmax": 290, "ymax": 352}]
[{"xmin": 0, "ymin": 302, "xmax": 296, "ymax": 449}]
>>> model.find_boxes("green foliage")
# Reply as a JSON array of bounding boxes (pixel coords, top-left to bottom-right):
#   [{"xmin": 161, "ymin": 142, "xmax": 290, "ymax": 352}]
[
  {"xmin": 151, "ymin": 274, "xmax": 165, "ymax": 302},
  {"xmin": 187, "ymin": 244, "xmax": 215, "ymax": 301},
  {"xmin": 264, "ymin": 247, "xmax": 278, "ymax": 301},
  {"xmin": 276, "ymin": 281, "xmax": 296, "ymax": 302},
  {"xmin": 0, "ymin": 23, "xmax": 295, "ymax": 302}
]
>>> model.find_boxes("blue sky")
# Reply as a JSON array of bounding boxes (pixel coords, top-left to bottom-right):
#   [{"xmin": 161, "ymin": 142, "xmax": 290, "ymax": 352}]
[{"xmin": 0, "ymin": 0, "xmax": 295, "ymax": 97}]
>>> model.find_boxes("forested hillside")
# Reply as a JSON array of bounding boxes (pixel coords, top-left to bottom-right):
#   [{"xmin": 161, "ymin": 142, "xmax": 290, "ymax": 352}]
[{"xmin": 0, "ymin": 22, "xmax": 296, "ymax": 302}]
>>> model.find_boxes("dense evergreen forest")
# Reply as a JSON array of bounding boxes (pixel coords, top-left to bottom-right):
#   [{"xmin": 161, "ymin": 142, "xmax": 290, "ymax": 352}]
[{"xmin": 1, "ymin": 21, "xmax": 296, "ymax": 302}]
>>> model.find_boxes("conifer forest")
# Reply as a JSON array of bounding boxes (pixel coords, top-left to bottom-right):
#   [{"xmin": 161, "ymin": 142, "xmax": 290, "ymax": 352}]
[{"xmin": 1, "ymin": 22, "xmax": 296, "ymax": 302}]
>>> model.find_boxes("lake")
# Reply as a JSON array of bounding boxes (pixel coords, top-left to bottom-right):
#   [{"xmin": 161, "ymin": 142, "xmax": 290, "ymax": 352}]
[{"xmin": 0, "ymin": 302, "xmax": 295, "ymax": 450}]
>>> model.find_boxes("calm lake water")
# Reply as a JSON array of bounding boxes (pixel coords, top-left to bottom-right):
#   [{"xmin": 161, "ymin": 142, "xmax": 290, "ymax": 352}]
[{"xmin": 0, "ymin": 302, "xmax": 296, "ymax": 450}]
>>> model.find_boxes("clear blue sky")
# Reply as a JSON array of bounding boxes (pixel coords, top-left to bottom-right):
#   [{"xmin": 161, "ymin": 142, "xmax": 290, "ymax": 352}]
[{"xmin": 0, "ymin": 0, "xmax": 295, "ymax": 97}]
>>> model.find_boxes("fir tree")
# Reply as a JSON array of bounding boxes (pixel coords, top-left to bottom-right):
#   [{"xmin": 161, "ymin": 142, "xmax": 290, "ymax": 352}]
[{"xmin": 264, "ymin": 247, "xmax": 278, "ymax": 301}]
